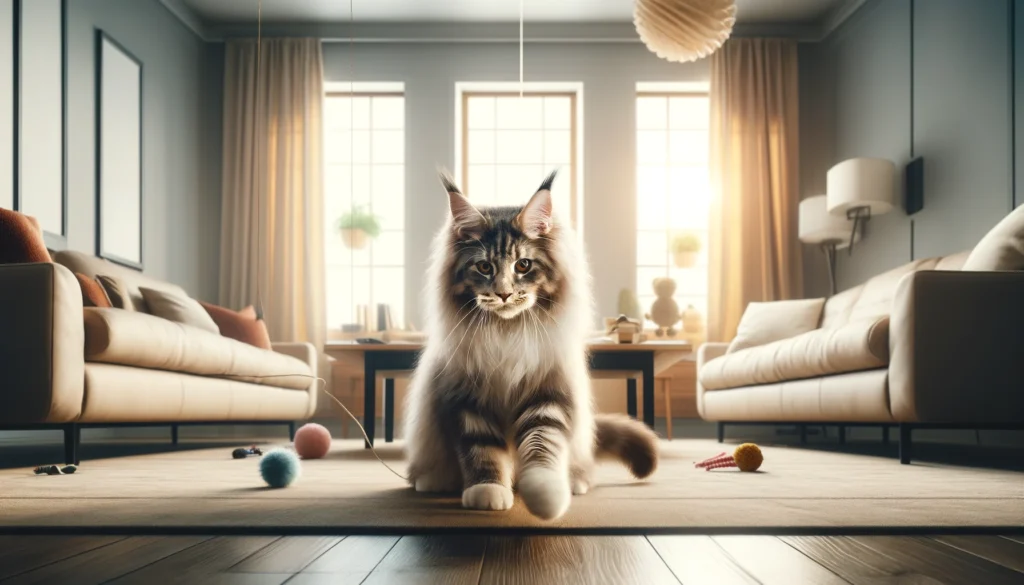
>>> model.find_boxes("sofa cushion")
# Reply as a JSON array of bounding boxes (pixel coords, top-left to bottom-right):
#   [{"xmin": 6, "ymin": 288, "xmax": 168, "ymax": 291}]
[
  {"xmin": 699, "ymin": 316, "xmax": 889, "ymax": 391},
  {"xmin": 74, "ymin": 273, "xmax": 112, "ymax": 308},
  {"xmin": 96, "ymin": 275, "xmax": 136, "ymax": 311},
  {"xmin": 51, "ymin": 249, "xmax": 187, "ymax": 314},
  {"xmin": 199, "ymin": 301, "xmax": 272, "ymax": 350},
  {"xmin": 727, "ymin": 298, "xmax": 826, "ymax": 354},
  {"xmin": 963, "ymin": 205, "xmax": 1024, "ymax": 271},
  {"xmin": 83, "ymin": 308, "xmax": 312, "ymax": 390},
  {"xmin": 0, "ymin": 209, "xmax": 51, "ymax": 264},
  {"xmin": 139, "ymin": 287, "xmax": 219, "ymax": 334}
]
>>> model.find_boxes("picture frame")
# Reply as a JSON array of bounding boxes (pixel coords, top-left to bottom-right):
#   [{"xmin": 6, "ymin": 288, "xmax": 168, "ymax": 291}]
[
  {"xmin": 14, "ymin": 0, "xmax": 66, "ymax": 247},
  {"xmin": 95, "ymin": 29, "xmax": 143, "ymax": 270}
]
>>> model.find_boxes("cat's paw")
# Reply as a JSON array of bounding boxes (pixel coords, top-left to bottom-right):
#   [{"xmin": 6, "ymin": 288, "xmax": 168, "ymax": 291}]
[
  {"xmin": 571, "ymin": 476, "xmax": 590, "ymax": 495},
  {"xmin": 462, "ymin": 483, "xmax": 514, "ymax": 511},
  {"xmin": 414, "ymin": 472, "xmax": 461, "ymax": 494},
  {"xmin": 518, "ymin": 468, "xmax": 571, "ymax": 520}
]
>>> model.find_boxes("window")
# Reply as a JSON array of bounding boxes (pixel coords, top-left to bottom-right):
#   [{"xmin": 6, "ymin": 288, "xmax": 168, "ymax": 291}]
[
  {"xmin": 457, "ymin": 84, "xmax": 581, "ymax": 228},
  {"xmin": 635, "ymin": 86, "xmax": 710, "ymax": 331},
  {"xmin": 323, "ymin": 84, "xmax": 405, "ymax": 332}
]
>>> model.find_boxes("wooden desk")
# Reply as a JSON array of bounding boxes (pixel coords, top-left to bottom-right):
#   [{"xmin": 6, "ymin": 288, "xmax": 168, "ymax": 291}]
[{"xmin": 325, "ymin": 340, "xmax": 692, "ymax": 448}]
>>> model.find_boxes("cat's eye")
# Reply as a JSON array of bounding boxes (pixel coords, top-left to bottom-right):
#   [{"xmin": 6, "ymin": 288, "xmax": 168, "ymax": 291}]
[
  {"xmin": 514, "ymin": 259, "xmax": 532, "ymax": 274},
  {"xmin": 475, "ymin": 261, "xmax": 494, "ymax": 275}
]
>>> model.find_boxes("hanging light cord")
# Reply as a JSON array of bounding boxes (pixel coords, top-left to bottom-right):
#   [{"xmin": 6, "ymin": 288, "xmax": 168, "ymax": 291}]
[
  {"xmin": 253, "ymin": 0, "xmax": 264, "ymax": 320},
  {"xmin": 519, "ymin": 0, "xmax": 524, "ymax": 97}
]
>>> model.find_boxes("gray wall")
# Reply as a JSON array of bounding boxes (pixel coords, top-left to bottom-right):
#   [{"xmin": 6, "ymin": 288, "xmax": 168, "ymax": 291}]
[
  {"xmin": 65, "ymin": 0, "xmax": 221, "ymax": 301},
  {"xmin": 800, "ymin": 0, "xmax": 1016, "ymax": 296},
  {"xmin": 320, "ymin": 42, "xmax": 707, "ymax": 327}
]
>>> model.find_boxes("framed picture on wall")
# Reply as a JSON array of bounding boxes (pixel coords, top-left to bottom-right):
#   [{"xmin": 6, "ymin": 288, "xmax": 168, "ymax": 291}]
[
  {"xmin": 0, "ymin": 1, "xmax": 13, "ymax": 210},
  {"xmin": 16, "ymin": 0, "xmax": 66, "ymax": 246},
  {"xmin": 95, "ymin": 30, "xmax": 142, "ymax": 270}
]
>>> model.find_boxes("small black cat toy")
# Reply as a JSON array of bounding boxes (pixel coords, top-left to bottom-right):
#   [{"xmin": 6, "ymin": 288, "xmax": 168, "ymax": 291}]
[
  {"xmin": 231, "ymin": 445, "xmax": 264, "ymax": 459},
  {"xmin": 34, "ymin": 464, "xmax": 77, "ymax": 475}
]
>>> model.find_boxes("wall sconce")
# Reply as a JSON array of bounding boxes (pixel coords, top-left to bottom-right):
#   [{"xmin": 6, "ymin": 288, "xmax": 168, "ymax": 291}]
[
  {"xmin": 826, "ymin": 158, "xmax": 896, "ymax": 255},
  {"xmin": 799, "ymin": 195, "xmax": 858, "ymax": 295}
]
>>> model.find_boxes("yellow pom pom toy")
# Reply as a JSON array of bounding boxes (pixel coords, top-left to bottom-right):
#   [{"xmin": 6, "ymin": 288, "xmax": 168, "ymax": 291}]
[{"xmin": 695, "ymin": 443, "xmax": 763, "ymax": 472}]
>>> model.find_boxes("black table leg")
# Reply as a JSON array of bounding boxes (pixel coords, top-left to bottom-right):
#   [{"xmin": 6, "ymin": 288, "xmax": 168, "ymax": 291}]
[
  {"xmin": 641, "ymin": 354, "xmax": 655, "ymax": 429},
  {"xmin": 363, "ymin": 355, "xmax": 376, "ymax": 449},
  {"xmin": 626, "ymin": 379, "xmax": 637, "ymax": 419},
  {"xmin": 171, "ymin": 425, "xmax": 179, "ymax": 445},
  {"xmin": 384, "ymin": 378, "xmax": 395, "ymax": 443}
]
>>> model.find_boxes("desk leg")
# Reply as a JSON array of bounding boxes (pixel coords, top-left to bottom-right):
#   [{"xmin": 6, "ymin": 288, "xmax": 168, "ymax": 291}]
[
  {"xmin": 642, "ymin": 356, "xmax": 655, "ymax": 429},
  {"xmin": 384, "ymin": 378, "xmax": 395, "ymax": 443},
  {"xmin": 626, "ymin": 379, "xmax": 637, "ymax": 419},
  {"xmin": 363, "ymin": 357, "xmax": 376, "ymax": 449}
]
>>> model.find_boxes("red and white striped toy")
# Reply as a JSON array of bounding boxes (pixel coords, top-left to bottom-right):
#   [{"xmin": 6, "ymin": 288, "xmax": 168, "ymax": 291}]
[{"xmin": 695, "ymin": 443, "xmax": 763, "ymax": 472}]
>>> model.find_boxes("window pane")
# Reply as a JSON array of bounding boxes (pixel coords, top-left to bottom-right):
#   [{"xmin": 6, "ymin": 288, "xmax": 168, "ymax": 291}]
[
  {"xmin": 350, "ymin": 130, "xmax": 372, "ymax": 164},
  {"xmin": 669, "ymin": 96, "xmax": 708, "ymax": 130},
  {"xmin": 350, "ymin": 164, "xmax": 372, "ymax": 208},
  {"xmin": 466, "ymin": 164, "xmax": 496, "ymax": 204},
  {"xmin": 543, "ymin": 130, "xmax": 571, "ymax": 166},
  {"xmin": 351, "ymin": 97, "xmax": 371, "ymax": 129},
  {"xmin": 372, "ymin": 267, "xmax": 405, "ymax": 328},
  {"xmin": 637, "ymin": 130, "xmax": 667, "ymax": 165},
  {"xmin": 637, "ymin": 230, "xmax": 667, "ymax": 267},
  {"xmin": 371, "ymin": 165, "xmax": 403, "ymax": 230},
  {"xmin": 326, "ymin": 266, "xmax": 352, "ymax": 328},
  {"xmin": 325, "ymin": 96, "xmax": 352, "ymax": 129},
  {"xmin": 372, "ymin": 96, "xmax": 404, "ymax": 129},
  {"xmin": 496, "ymin": 130, "xmax": 543, "ymax": 165},
  {"xmin": 371, "ymin": 230, "xmax": 404, "ymax": 267},
  {"xmin": 496, "ymin": 96, "xmax": 543, "ymax": 129},
  {"xmin": 637, "ymin": 166, "xmax": 668, "ymax": 230},
  {"xmin": 669, "ymin": 130, "xmax": 708, "ymax": 165},
  {"xmin": 636, "ymin": 268, "xmax": 668, "ymax": 295},
  {"xmin": 668, "ymin": 166, "xmax": 710, "ymax": 230},
  {"xmin": 636, "ymin": 97, "xmax": 667, "ymax": 130},
  {"xmin": 543, "ymin": 96, "xmax": 572, "ymax": 129},
  {"xmin": 324, "ymin": 131, "xmax": 352, "ymax": 164},
  {"xmin": 670, "ymin": 266, "xmax": 708, "ymax": 296},
  {"xmin": 467, "ymin": 130, "xmax": 496, "ymax": 164},
  {"xmin": 495, "ymin": 165, "xmax": 543, "ymax": 205},
  {"xmin": 352, "ymin": 266, "xmax": 372, "ymax": 310},
  {"xmin": 372, "ymin": 130, "xmax": 404, "ymax": 164},
  {"xmin": 467, "ymin": 96, "xmax": 495, "ymax": 129}
]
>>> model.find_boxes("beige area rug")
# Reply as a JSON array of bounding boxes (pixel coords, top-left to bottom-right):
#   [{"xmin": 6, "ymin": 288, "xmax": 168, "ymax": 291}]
[{"xmin": 0, "ymin": 440, "xmax": 1021, "ymax": 531}]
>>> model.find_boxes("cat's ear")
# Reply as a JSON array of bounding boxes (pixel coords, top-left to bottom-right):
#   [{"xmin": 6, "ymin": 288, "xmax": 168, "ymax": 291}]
[
  {"xmin": 515, "ymin": 171, "xmax": 556, "ymax": 238},
  {"xmin": 439, "ymin": 170, "xmax": 486, "ymax": 237}
]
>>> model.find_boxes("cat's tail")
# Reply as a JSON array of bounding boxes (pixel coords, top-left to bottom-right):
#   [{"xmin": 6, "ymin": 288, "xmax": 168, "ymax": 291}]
[{"xmin": 594, "ymin": 413, "xmax": 658, "ymax": 478}]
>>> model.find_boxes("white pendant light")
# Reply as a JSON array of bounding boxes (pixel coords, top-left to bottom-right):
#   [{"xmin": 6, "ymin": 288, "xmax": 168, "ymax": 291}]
[{"xmin": 634, "ymin": 0, "xmax": 737, "ymax": 63}]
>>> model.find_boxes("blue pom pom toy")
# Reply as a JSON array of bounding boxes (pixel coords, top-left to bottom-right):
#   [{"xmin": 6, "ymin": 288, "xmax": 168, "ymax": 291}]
[{"xmin": 259, "ymin": 449, "xmax": 301, "ymax": 488}]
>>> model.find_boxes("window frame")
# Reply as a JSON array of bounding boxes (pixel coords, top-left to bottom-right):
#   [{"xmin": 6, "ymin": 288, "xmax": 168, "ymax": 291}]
[
  {"xmin": 454, "ymin": 82, "xmax": 585, "ymax": 234},
  {"xmin": 322, "ymin": 82, "xmax": 407, "ymax": 337}
]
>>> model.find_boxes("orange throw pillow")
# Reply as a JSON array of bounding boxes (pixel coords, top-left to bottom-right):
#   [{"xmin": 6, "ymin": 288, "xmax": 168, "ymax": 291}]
[
  {"xmin": 0, "ymin": 208, "xmax": 52, "ymax": 264},
  {"xmin": 75, "ymin": 273, "xmax": 112, "ymax": 308},
  {"xmin": 199, "ymin": 301, "xmax": 272, "ymax": 350}
]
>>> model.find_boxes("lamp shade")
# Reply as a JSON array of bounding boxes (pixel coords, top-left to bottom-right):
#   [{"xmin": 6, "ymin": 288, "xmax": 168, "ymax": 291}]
[
  {"xmin": 826, "ymin": 158, "xmax": 897, "ymax": 217},
  {"xmin": 634, "ymin": 0, "xmax": 737, "ymax": 63},
  {"xmin": 799, "ymin": 195, "xmax": 859, "ymax": 248}
]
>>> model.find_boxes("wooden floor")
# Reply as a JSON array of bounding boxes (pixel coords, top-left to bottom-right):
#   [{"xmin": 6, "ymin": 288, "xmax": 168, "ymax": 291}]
[{"xmin": 1, "ymin": 534, "xmax": 1022, "ymax": 584}]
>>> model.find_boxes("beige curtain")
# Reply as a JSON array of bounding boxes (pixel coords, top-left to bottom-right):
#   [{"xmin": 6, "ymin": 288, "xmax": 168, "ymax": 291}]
[
  {"xmin": 219, "ymin": 38, "xmax": 326, "ymax": 351},
  {"xmin": 707, "ymin": 38, "xmax": 803, "ymax": 343}
]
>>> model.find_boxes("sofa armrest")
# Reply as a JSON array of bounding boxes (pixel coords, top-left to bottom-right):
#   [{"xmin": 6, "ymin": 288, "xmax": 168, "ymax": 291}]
[
  {"xmin": 889, "ymin": 270, "xmax": 1024, "ymax": 424},
  {"xmin": 271, "ymin": 341, "xmax": 319, "ymax": 417},
  {"xmin": 0, "ymin": 262, "xmax": 84, "ymax": 423},
  {"xmin": 695, "ymin": 342, "xmax": 730, "ymax": 420}
]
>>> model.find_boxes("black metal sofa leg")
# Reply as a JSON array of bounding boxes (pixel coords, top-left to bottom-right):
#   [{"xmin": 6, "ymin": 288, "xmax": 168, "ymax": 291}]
[
  {"xmin": 171, "ymin": 425, "xmax": 179, "ymax": 445},
  {"xmin": 717, "ymin": 422, "xmax": 724, "ymax": 443},
  {"xmin": 899, "ymin": 424, "xmax": 912, "ymax": 464},
  {"xmin": 289, "ymin": 422, "xmax": 297, "ymax": 441},
  {"xmin": 64, "ymin": 424, "xmax": 79, "ymax": 465}
]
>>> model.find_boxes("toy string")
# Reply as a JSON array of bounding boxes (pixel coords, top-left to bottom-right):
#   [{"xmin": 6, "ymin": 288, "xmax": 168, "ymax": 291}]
[{"xmin": 248, "ymin": 374, "xmax": 409, "ymax": 481}]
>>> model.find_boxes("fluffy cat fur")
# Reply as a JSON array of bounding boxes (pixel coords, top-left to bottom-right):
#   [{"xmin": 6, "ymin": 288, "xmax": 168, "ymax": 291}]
[{"xmin": 403, "ymin": 170, "xmax": 658, "ymax": 520}]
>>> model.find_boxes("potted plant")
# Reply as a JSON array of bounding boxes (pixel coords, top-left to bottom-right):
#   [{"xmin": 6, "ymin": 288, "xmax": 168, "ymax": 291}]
[
  {"xmin": 336, "ymin": 206, "xmax": 382, "ymax": 250},
  {"xmin": 671, "ymin": 232, "xmax": 702, "ymax": 268}
]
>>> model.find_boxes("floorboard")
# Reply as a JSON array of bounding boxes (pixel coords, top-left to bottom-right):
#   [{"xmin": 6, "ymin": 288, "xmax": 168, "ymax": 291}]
[
  {"xmin": 0, "ymin": 535, "xmax": 125, "ymax": 580},
  {"xmin": 479, "ymin": 536, "xmax": 679, "ymax": 585},
  {"xmin": 849, "ymin": 536, "xmax": 1024, "ymax": 585},
  {"xmin": 780, "ymin": 535, "xmax": 946, "ymax": 584},
  {"xmin": 713, "ymin": 535, "xmax": 851, "ymax": 584},
  {"xmin": 227, "ymin": 536, "xmax": 342, "ymax": 573},
  {"xmin": 2, "ymin": 536, "xmax": 209, "ymax": 585},
  {"xmin": 102, "ymin": 536, "xmax": 282, "ymax": 585},
  {"xmin": 359, "ymin": 535, "xmax": 486, "ymax": 585},
  {"xmin": 647, "ymin": 535, "xmax": 759, "ymax": 585},
  {"xmin": 930, "ymin": 535, "xmax": 1024, "ymax": 575}
]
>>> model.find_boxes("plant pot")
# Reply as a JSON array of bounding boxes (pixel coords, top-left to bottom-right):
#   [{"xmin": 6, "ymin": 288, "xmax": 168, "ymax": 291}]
[
  {"xmin": 341, "ymin": 228, "xmax": 368, "ymax": 250},
  {"xmin": 673, "ymin": 250, "xmax": 698, "ymax": 268}
]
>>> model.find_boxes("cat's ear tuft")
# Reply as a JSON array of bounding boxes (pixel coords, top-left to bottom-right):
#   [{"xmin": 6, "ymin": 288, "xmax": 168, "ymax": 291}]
[
  {"xmin": 440, "ymin": 171, "xmax": 486, "ymax": 237},
  {"xmin": 516, "ymin": 174, "xmax": 555, "ymax": 238}
]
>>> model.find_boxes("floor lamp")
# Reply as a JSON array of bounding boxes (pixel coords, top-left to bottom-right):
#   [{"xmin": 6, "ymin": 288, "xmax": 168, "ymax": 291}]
[{"xmin": 799, "ymin": 195, "xmax": 858, "ymax": 296}]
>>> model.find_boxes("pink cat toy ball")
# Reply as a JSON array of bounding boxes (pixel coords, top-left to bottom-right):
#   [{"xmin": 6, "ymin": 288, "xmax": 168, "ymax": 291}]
[{"xmin": 293, "ymin": 423, "xmax": 332, "ymax": 459}]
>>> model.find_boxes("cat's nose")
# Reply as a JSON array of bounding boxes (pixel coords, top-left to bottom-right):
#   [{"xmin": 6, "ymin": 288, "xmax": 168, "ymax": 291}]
[{"xmin": 497, "ymin": 293, "xmax": 512, "ymax": 303}]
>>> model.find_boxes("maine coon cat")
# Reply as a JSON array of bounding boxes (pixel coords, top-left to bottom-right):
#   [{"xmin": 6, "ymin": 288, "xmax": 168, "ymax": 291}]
[{"xmin": 402, "ymin": 170, "xmax": 658, "ymax": 521}]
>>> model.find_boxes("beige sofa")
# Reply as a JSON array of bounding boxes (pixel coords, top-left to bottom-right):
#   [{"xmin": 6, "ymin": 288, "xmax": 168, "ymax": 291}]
[
  {"xmin": 696, "ymin": 249, "xmax": 1024, "ymax": 464},
  {"xmin": 0, "ymin": 250, "xmax": 318, "ymax": 464}
]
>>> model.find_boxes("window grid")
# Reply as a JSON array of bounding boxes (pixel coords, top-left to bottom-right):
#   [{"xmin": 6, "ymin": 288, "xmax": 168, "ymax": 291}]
[
  {"xmin": 635, "ymin": 92, "xmax": 710, "ymax": 332},
  {"xmin": 460, "ymin": 91, "xmax": 578, "ymax": 228},
  {"xmin": 324, "ymin": 91, "xmax": 405, "ymax": 332}
]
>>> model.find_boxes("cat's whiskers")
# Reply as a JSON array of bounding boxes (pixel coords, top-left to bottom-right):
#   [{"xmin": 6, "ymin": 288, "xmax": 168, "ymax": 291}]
[
  {"xmin": 434, "ymin": 307, "xmax": 482, "ymax": 381},
  {"xmin": 436, "ymin": 297, "xmax": 483, "ymax": 349}
]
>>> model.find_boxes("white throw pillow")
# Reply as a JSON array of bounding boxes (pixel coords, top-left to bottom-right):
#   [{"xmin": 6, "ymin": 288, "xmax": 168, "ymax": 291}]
[
  {"xmin": 963, "ymin": 204, "xmax": 1024, "ymax": 271},
  {"xmin": 727, "ymin": 298, "xmax": 826, "ymax": 354},
  {"xmin": 139, "ymin": 287, "xmax": 220, "ymax": 334}
]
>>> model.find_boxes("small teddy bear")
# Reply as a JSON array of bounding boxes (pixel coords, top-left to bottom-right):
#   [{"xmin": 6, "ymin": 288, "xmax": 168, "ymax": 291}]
[{"xmin": 645, "ymin": 277, "xmax": 682, "ymax": 337}]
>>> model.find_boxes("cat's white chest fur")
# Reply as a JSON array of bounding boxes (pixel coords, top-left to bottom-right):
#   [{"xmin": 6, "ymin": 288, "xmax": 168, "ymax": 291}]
[{"xmin": 453, "ymin": 320, "xmax": 560, "ymax": 401}]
